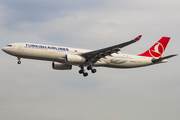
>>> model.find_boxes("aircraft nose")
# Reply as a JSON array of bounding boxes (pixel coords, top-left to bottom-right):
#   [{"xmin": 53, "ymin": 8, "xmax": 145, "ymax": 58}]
[
  {"xmin": 2, "ymin": 47, "xmax": 9, "ymax": 53},
  {"xmin": 2, "ymin": 47, "xmax": 6, "ymax": 52}
]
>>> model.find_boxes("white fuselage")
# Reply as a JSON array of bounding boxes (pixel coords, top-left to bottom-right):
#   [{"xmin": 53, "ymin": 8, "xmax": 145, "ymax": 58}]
[{"xmin": 2, "ymin": 43, "xmax": 158, "ymax": 68}]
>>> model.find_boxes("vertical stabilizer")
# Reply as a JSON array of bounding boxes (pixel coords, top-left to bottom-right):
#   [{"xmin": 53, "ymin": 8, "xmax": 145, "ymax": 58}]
[{"xmin": 138, "ymin": 37, "xmax": 170, "ymax": 58}]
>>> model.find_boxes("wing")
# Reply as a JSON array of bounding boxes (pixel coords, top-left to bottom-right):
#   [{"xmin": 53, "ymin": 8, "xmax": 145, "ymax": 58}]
[{"xmin": 80, "ymin": 35, "xmax": 142, "ymax": 63}]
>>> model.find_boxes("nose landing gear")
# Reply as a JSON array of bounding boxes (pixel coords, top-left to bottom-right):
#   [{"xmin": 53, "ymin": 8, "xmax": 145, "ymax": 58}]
[{"xmin": 17, "ymin": 57, "xmax": 21, "ymax": 64}]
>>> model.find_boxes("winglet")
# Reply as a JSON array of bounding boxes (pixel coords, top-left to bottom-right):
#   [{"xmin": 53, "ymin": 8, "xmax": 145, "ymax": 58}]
[{"xmin": 134, "ymin": 35, "xmax": 142, "ymax": 41}]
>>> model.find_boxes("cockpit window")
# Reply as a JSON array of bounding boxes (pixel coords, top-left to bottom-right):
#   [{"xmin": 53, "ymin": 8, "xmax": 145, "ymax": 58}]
[{"xmin": 6, "ymin": 45, "xmax": 12, "ymax": 47}]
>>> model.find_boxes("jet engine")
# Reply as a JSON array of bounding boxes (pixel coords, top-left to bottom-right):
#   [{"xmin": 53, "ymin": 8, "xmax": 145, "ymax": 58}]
[
  {"xmin": 65, "ymin": 54, "xmax": 86, "ymax": 64},
  {"xmin": 52, "ymin": 62, "xmax": 72, "ymax": 70}
]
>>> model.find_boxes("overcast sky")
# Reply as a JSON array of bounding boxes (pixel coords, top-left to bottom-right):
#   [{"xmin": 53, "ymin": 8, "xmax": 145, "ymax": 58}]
[{"xmin": 0, "ymin": 0, "xmax": 180, "ymax": 120}]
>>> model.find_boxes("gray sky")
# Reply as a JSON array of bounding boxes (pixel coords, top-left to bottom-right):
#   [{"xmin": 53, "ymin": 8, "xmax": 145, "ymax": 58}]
[{"xmin": 0, "ymin": 0, "xmax": 180, "ymax": 120}]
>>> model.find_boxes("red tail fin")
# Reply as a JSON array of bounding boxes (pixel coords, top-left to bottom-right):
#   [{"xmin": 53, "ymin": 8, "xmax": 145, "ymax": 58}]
[{"xmin": 138, "ymin": 37, "xmax": 170, "ymax": 58}]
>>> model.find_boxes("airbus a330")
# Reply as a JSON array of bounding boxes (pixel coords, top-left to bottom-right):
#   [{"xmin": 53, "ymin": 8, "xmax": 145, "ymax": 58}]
[{"xmin": 2, "ymin": 35, "xmax": 177, "ymax": 77}]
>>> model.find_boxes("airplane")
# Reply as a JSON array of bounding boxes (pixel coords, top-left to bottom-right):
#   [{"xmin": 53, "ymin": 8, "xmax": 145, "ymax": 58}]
[{"xmin": 2, "ymin": 35, "xmax": 177, "ymax": 77}]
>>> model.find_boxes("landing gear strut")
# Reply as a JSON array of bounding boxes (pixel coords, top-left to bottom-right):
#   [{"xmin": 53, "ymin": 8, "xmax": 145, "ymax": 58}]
[
  {"xmin": 87, "ymin": 65, "xmax": 97, "ymax": 73},
  {"xmin": 79, "ymin": 66, "xmax": 88, "ymax": 77},
  {"xmin": 17, "ymin": 57, "xmax": 21, "ymax": 64}
]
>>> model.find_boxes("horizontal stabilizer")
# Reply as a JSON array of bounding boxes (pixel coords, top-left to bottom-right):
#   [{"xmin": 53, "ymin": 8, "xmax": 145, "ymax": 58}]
[{"xmin": 152, "ymin": 54, "xmax": 178, "ymax": 63}]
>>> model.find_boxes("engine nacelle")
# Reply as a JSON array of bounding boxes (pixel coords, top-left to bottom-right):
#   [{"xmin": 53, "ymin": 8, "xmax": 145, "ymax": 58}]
[
  {"xmin": 65, "ymin": 54, "xmax": 86, "ymax": 64},
  {"xmin": 52, "ymin": 62, "xmax": 72, "ymax": 70}
]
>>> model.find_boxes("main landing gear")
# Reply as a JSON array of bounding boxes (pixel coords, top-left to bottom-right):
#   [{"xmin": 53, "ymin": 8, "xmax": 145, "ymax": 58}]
[
  {"xmin": 87, "ymin": 65, "xmax": 97, "ymax": 73},
  {"xmin": 17, "ymin": 57, "xmax": 21, "ymax": 64},
  {"xmin": 79, "ymin": 66, "xmax": 88, "ymax": 77},
  {"xmin": 79, "ymin": 65, "xmax": 97, "ymax": 77}
]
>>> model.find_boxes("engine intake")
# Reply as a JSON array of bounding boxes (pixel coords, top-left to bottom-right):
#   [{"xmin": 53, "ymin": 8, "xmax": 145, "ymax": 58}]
[{"xmin": 52, "ymin": 62, "xmax": 72, "ymax": 70}]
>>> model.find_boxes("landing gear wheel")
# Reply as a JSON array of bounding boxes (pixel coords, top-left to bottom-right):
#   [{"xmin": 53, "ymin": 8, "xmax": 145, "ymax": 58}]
[
  {"xmin": 83, "ymin": 72, "xmax": 88, "ymax": 77},
  {"xmin": 91, "ymin": 69, "xmax": 97, "ymax": 73},
  {"xmin": 87, "ymin": 65, "xmax": 92, "ymax": 70},
  {"xmin": 17, "ymin": 61, "xmax": 21, "ymax": 64},
  {"xmin": 79, "ymin": 70, "xmax": 84, "ymax": 74}
]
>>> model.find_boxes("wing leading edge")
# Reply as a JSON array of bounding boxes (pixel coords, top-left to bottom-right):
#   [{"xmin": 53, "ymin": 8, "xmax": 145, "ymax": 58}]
[{"xmin": 80, "ymin": 35, "xmax": 142, "ymax": 63}]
